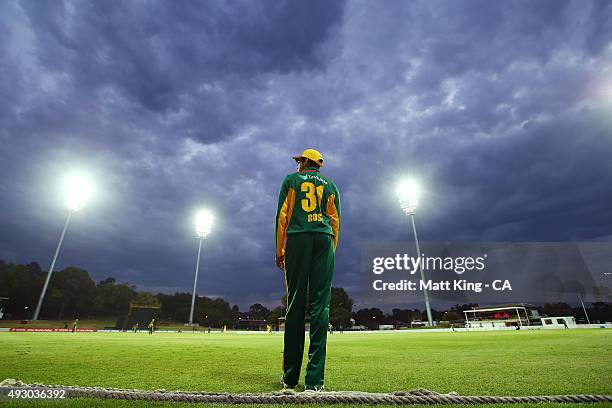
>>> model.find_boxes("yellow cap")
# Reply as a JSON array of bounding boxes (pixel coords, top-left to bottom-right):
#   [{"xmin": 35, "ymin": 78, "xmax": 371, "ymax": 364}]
[{"xmin": 292, "ymin": 149, "xmax": 324, "ymax": 167}]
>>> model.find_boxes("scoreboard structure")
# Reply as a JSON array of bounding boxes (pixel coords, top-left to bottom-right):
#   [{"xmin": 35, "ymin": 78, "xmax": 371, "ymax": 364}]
[{"xmin": 115, "ymin": 303, "xmax": 160, "ymax": 331}]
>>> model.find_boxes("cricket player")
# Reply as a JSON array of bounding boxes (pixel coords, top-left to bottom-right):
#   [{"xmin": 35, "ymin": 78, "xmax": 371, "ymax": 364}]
[{"xmin": 275, "ymin": 149, "xmax": 341, "ymax": 391}]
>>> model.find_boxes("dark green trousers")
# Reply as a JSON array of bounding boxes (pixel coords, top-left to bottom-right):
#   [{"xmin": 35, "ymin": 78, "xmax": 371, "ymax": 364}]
[{"xmin": 283, "ymin": 233, "xmax": 335, "ymax": 388}]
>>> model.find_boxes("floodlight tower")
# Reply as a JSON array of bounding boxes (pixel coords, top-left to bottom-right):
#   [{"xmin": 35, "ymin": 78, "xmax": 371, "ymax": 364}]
[
  {"xmin": 189, "ymin": 210, "xmax": 214, "ymax": 326},
  {"xmin": 396, "ymin": 179, "xmax": 433, "ymax": 326},
  {"xmin": 33, "ymin": 175, "xmax": 92, "ymax": 320}
]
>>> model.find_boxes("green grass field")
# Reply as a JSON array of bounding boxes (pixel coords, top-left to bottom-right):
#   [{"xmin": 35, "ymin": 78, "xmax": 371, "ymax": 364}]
[
  {"xmin": 0, "ymin": 319, "xmax": 195, "ymax": 331},
  {"xmin": 1, "ymin": 329, "xmax": 610, "ymax": 407}
]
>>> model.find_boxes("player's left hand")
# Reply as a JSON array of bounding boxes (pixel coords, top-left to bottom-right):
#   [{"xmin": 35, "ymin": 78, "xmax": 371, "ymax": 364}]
[{"xmin": 276, "ymin": 254, "xmax": 285, "ymax": 270}]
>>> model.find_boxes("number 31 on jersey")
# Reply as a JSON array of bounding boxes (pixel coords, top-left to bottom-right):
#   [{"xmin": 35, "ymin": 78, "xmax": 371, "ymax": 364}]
[{"xmin": 301, "ymin": 182, "xmax": 324, "ymax": 222}]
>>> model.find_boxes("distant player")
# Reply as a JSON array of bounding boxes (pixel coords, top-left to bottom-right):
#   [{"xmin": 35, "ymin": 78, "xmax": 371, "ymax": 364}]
[
  {"xmin": 275, "ymin": 149, "xmax": 341, "ymax": 391},
  {"xmin": 71, "ymin": 318, "xmax": 78, "ymax": 333},
  {"xmin": 148, "ymin": 318, "xmax": 155, "ymax": 335}
]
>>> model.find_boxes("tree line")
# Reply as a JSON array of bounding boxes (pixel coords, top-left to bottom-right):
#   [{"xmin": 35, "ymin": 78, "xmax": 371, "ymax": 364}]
[
  {"xmin": 0, "ymin": 260, "xmax": 354, "ymax": 328},
  {"xmin": 1, "ymin": 259, "xmax": 610, "ymax": 327}
]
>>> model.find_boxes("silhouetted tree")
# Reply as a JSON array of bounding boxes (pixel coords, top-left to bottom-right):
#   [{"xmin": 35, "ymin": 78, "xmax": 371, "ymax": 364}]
[
  {"xmin": 544, "ymin": 302, "xmax": 572, "ymax": 316},
  {"xmin": 353, "ymin": 308, "xmax": 384, "ymax": 329},
  {"xmin": 195, "ymin": 297, "xmax": 233, "ymax": 327},
  {"xmin": 133, "ymin": 291, "xmax": 161, "ymax": 308},
  {"xmin": 330, "ymin": 287, "xmax": 353, "ymax": 328},
  {"xmin": 92, "ymin": 278, "xmax": 135, "ymax": 316},
  {"xmin": 390, "ymin": 308, "xmax": 413, "ymax": 325},
  {"xmin": 248, "ymin": 303, "xmax": 270, "ymax": 320},
  {"xmin": 46, "ymin": 267, "xmax": 96, "ymax": 319},
  {"xmin": 267, "ymin": 306, "xmax": 283, "ymax": 324},
  {"xmin": 442, "ymin": 311, "xmax": 462, "ymax": 321},
  {"xmin": 156, "ymin": 292, "xmax": 191, "ymax": 320},
  {"xmin": 589, "ymin": 302, "xmax": 612, "ymax": 322}
]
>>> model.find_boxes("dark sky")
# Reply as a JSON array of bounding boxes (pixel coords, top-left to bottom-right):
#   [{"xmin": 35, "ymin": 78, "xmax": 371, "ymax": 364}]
[{"xmin": 1, "ymin": 0, "xmax": 611, "ymax": 310}]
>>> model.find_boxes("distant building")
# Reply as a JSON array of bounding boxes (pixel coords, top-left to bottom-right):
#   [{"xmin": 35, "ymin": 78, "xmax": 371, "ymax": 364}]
[
  {"xmin": 235, "ymin": 318, "xmax": 267, "ymax": 331},
  {"xmin": 115, "ymin": 303, "xmax": 160, "ymax": 331},
  {"xmin": 541, "ymin": 316, "xmax": 576, "ymax": 327},
  {"xmin": 464, "ymin": 303, "xmax": 540, "ymax": 327}
]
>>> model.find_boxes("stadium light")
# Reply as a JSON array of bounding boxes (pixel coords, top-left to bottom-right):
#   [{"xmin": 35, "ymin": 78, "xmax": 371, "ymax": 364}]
[
  {"xmin": 33, "ymin": 174, "xmax": 93, "ymax": 320},
  {"xmin": 396, "ymin": 178, "xmax": 433, "ymax": 326},
  {"xmin": 578, "ymin": 294, "xmax": 591, "ymax": 325},
  {"xmin": 396, "ymin": 179, "xmax": 419, "ymax": 215},
  {"xmin": 189, "ymin": 210, "xmax": 214, "ymax": 325},
  {"xmin": 65, "ymin": 174, "xmax": 92, "ymax": 212},
  {"xmin": 195, "ymin": 210, "xmax": 214, "ymax": 239}
]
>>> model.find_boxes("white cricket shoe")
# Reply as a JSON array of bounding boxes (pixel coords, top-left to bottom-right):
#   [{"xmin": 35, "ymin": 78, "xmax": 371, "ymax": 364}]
[
  {"xmin": 304, "ymin": 385, "xmax": 325, "ymax": 392},
  {"xmin": 280, "ymin": 374, "xmax": 295, "ymax": 389}
]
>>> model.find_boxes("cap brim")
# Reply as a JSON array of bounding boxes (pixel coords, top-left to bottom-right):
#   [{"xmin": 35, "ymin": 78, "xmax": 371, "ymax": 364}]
[{"xmin": 292, "ymin": 155, "xmax": 324, "ymax": 167}]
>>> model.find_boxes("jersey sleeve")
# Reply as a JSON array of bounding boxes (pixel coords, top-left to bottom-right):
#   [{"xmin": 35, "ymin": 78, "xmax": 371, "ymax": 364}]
[
  {"xmin": 326, "ymin": 182, "xmax": 341, "ymax": 251},
  {"xmin": 275, "ymin": 176, "xmax": 296, "ymax": 258}
]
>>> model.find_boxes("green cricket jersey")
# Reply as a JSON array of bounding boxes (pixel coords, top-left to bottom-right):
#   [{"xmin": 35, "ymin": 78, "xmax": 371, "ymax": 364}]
[{"xmin": 275, "ymin": 167, "xmax": 341, "ymax": 257}]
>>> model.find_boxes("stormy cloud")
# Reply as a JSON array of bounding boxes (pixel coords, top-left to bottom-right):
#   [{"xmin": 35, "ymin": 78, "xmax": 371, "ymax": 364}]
[{"xmin": 1, "ymin": 0, "xmax": 611, "ymax": 309}]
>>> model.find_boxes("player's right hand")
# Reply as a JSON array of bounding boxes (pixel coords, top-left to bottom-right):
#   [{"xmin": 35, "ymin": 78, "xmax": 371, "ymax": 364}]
[{"xmin": 276, "ymin": 254, "xmax": 285, "ymax": 270}]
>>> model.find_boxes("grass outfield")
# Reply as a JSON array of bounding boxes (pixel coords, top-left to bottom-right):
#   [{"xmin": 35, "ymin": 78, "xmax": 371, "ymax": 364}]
[
  {"xmin": 0, "ymin": 329, "xmax": 610, "ymax": 407},
  {"xmin": 0, "ymin": 319, "xmax": 195, "ymax": 331}
]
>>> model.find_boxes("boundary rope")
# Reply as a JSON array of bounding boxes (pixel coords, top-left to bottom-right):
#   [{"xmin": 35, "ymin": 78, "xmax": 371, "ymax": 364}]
[{"xmin": 1, "ymin": 379, "xmax": 611, "ymax": 404}]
